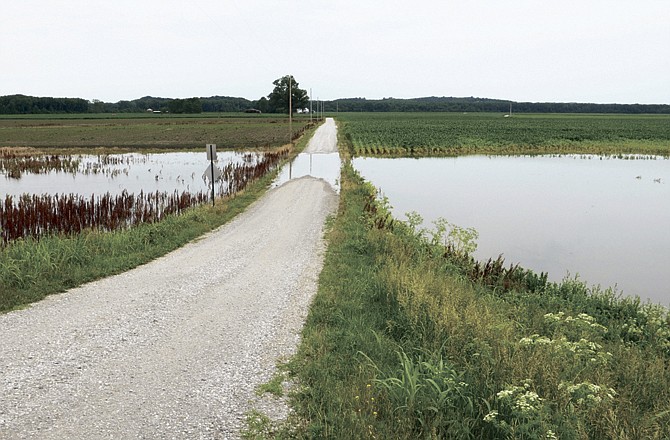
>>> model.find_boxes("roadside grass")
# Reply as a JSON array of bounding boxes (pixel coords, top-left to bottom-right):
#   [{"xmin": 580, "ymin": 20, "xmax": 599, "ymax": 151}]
[
  {"xmin": 275, "ymin": 163, "xmax": 670, "ymax": 439},
  {"xmin": 0, "ymin": 173, "xmax": 269, "ymax": 312},
  {"xmin": 256, "ymin": 370, "xmax": 287, "ymax": 398},
  {"xmin": 0, "ymin": 124, "xmax": 319, "ymax": 312}
]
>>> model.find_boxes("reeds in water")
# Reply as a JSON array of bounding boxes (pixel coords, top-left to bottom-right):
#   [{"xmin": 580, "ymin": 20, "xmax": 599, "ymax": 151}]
[
  {"xmin": 1, "ymin": 151, "xmax": 149, "ymax": 179},
  {"xmin": 0, "ymin": 147, "xmax": 291, "ymax": 244},
  {"xmin": 1, "ymin": 153, "xmax": 80, "ymax": 179},
  {"xmin": 218, "ymin": 147, "xmax": 290, "ymax": 194},
  {"xmin": 0, "ymin": 190, "xmax": 209, "ymax": 244}
]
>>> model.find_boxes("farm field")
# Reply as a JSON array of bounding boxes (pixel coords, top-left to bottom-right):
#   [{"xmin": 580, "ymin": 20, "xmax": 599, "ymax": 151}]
[
  {"xmin": 337, "ymin": 112, "xmax": 670, "ymax": 156},
  {"xmin": 0, "ymin": 114, "xmax": 314, "ymax": 151}
]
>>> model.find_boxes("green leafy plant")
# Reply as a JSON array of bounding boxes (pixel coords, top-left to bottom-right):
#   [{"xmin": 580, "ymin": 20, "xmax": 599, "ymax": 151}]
[{"xmin": 362, "ymin": 348, "xmax": 477, "ymax": 438}]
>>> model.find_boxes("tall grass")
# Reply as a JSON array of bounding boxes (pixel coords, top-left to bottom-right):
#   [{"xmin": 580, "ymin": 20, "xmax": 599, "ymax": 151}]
[{"xmin": 278, "ymin": 163, "xmax": 670, "ymax": 439}]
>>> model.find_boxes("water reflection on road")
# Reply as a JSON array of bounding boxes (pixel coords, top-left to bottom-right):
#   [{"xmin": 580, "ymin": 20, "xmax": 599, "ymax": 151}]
[{"xmin": 273, "ymin": 152, "xmax": 340, "ymax": 192}]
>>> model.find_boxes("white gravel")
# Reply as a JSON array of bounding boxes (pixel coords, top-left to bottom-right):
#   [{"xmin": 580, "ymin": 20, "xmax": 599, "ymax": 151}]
[
  {"xmin": 303, "ymin": 118, "xmax": 337, "ymax": 154},
  {"xmin": 0, "ymin": 119, "xmax": 340, "ymax": 439}
]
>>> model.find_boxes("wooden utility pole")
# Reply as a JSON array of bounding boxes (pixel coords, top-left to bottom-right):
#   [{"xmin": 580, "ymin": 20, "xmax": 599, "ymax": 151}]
[
  {"xmin": 206, "ymin": 144, "xmax": 217, "ymax": 207},
  {"xmin": 288, "ymin": 75, "xmax": 293, "ymax": 144}
]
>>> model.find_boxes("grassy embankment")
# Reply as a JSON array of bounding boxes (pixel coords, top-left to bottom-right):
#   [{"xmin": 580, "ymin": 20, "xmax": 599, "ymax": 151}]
[
  {"xmin": 246, "ymin": 114, "xmax": 670, "ymax": 439},
  {"xmin": 0, "ymin": 120, "xmax": 320, "ymax": 312},
  {"xmin": 266, "ymin": 163, "xmax": 670, "ymax": 439},
  {"xmin": 338, "ymin": 112, "xmax": 670, "ymax": 157}
]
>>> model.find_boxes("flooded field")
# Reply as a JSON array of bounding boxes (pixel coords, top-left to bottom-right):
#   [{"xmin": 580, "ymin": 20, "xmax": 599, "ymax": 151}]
[
  {"xmin": 1, "ymin": 150, "xmax": 287, "ymax": 243},
  {"xmin": 1, "ymin": 151, "xmax": 257, "ymax": 197},
  {"xmin": 354, "ymin": 154, "xmax": 670, "ymax": 305}
]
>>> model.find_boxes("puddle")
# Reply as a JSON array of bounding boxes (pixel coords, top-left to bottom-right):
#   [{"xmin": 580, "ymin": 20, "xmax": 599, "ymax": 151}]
[{"xmin": 273, "ymin": 152, "xmax": 340, "ymax": 191}]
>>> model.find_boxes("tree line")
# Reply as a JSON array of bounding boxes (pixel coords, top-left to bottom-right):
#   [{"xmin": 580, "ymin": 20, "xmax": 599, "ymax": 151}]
[
  {"xmin": 329, "ymin": 97, "xmax": 670, "ymax": 114},
  {"xmin": 0, "ymin": 94, "xmax": 261, "ymax": 114},
  {"xmin": 0, "ymin": 94, "xmax": 300, "ymax": 115},
  {"xmin": 0, "ymin": 95, "xmax": 89, "ymax": 114},
  {"xmin": 2, "ymin": 92, "xmax": 669, "ymax": 115}
]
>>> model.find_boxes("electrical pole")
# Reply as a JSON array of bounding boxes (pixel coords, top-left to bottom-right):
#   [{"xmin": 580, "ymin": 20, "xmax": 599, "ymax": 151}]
[{"xmin": 288, "ymin": 75, "xmax": 292, "ymax": 144}]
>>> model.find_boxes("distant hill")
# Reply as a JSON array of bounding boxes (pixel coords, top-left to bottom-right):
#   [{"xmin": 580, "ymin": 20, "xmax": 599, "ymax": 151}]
[{"xmin": 1, "ymin": 94, "xmax": 669, "ymax": 115}]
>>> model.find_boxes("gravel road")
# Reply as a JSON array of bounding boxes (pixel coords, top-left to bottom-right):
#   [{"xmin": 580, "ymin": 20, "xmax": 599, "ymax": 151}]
[
  {"xmin": 0, "ymin": 119, "xmax": 340, "ymax": 439},
  {"xmin": 302, "ymin": 118, "xmax": 337, "ymax": 154}
]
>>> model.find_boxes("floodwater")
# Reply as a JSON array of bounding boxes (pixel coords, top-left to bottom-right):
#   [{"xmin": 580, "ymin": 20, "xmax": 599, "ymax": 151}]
[
  {"xmin": 273, "ymin": 152, "xmax": 340, "ymax": 191},
  {"xmin": 353, "ymin": 155, "xmax": 670, "ymax": 305},
  {"xmin": 1, "ymin": 151, "xmax": 256, "ymax": 198}
]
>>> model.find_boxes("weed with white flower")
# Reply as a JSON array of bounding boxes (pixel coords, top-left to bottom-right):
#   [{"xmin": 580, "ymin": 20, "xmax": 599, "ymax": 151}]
[{"xmin": 484, "ymin": 381, "xmax": 557, "ymax": 439}]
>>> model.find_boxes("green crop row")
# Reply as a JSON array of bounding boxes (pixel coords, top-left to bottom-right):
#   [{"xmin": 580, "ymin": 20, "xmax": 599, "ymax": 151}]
[{"xmin": 337, "ymin": 112, "xmax": 670, "ymax": 157}]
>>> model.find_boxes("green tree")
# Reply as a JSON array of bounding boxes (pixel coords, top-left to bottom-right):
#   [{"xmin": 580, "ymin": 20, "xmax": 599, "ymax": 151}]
[
  {"xmin": 254, "ymin": 96, "xmax": 270, "ymax": 113},
  {"xmin": 267, "ymin": 75, "xmax": 309, "ymax": 114},
  {"xmin": 89, "ymin": 99, "xmax": 105, "ymax": 113},
  {"xmin": 167, "ymin": 97, "xmax": 202, "ymax": 114}
]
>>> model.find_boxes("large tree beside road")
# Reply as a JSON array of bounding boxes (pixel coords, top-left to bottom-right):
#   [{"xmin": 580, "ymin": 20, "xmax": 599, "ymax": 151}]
[{"xmin": 267, "ymin": 75, "xmax": 309, "ymax": 115}]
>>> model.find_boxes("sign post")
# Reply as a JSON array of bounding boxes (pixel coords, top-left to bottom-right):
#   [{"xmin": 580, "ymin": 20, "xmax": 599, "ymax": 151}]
[{"xmin": 206, "ymin": 144, "xmax": 217, "ymax": 206}]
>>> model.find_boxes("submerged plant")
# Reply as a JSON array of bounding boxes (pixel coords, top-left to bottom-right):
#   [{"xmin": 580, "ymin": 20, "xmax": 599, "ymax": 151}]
[
  {"xmin": 0, "ymin": 153, "xmax": 81, "ymax": 179},
  {"xmin": 0, "ymin": 190, "xmax": 210, "ymax": 244},
  {"xmin": 0, "ymin": 148, "xmax": 290, "ymax": 245}
]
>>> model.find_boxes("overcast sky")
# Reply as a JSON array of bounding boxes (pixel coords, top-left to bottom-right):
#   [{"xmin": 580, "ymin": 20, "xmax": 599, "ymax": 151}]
[{"xmin": 2, "ymin": 0, "xmax": 669, "ymax": 104}]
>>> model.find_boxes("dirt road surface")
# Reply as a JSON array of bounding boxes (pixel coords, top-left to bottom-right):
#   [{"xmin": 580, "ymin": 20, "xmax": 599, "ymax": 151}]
[
  {"xmin": 302, "ymin": 118, "xmax": 337, "ymax": 154},
  {"xmin": 0, "ymin": 119, "xmax": 339, "ymax": 439}
]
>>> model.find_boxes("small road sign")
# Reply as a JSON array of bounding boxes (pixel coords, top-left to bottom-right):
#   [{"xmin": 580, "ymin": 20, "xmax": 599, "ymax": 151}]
[
  {"xmin": 202, "ymin": 163, "xmax": 221, "ymax": 183},
  {"xmin": 206, "ymin": 144, "xmax": 217, "ymax": 161}
]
